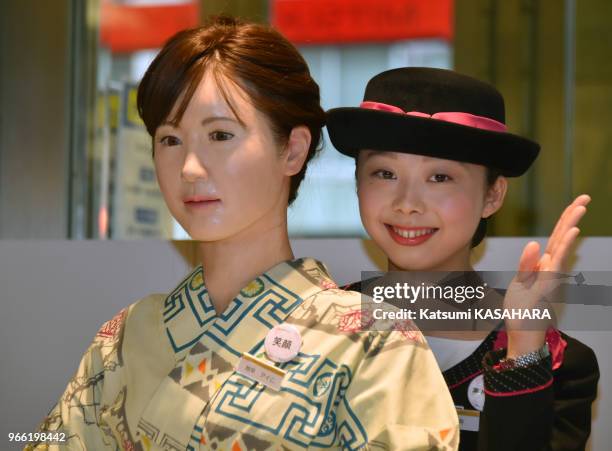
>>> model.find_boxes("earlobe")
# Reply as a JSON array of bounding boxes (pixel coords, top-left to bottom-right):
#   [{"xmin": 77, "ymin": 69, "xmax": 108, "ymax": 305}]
[
  {"xmin": 284, "ymin": 126, "xmax": 311, "ymax": 176},
  {"xmin": 482, "ymin": 175, "xmax": 508, "ymax": 218}
]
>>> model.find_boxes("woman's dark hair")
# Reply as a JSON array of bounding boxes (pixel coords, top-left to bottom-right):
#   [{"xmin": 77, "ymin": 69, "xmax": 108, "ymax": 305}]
[
  {"xmin": 471, "ymin": 167, "xmax": 502, "ymax": 247},
  {"xmin": 137, "ymin": 16, "xmax": 325, "ymax": 205}
]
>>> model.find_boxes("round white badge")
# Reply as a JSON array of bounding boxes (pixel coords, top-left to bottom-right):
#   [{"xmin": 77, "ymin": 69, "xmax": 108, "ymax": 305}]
[
  {"xmin": 467, "ymin": 374, "xmax": 485, "ymax": 411},
  {"xmin": 264, "ymin": 323, "xmax": 302, "ymax": 363}
]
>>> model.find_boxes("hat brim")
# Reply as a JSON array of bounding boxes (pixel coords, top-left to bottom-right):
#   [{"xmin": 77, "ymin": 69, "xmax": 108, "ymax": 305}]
[{"xmin": 326, "ymin": 107, "xmax": 540, "ymax": 177}]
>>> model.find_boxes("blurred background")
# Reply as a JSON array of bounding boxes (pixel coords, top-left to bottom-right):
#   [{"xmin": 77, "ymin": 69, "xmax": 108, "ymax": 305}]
[
  {"xmin": 1, "ymin": 3, "xmax": 611, "ymax": 450},
  {"xmin": 1, "ymin": 0, "xmax": 610, "ymax": 240}
]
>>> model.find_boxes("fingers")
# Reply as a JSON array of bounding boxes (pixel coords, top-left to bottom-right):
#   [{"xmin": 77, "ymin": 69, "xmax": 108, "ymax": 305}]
[
  {"xmin": 550, "ymin": 195, "xmax": 589, "ymax": 240},
  {"xmin": 533, "ymin": 252, "xmax": 562, "ymax": 302},
  {"xmin": 532, "ymin": 253, "xmax": 554, "ymax": 292},
  {"xmin": 567, "ymin": 205, "xmax": 587, "ymax": 230},
  {"xmin": 548, "ymin": 205, "xmax": 587, "ymax": 257},
  {"xmin": 546, "ymin": 194, "xmax": 590, "ymax": 255},
  {"xmin": 574, "ymin": 194, "xmax": 592, "ymax": 207},
  {"xmin": 547, "ymin": 198, "xmax": 579, "ymax": 247},
  {"xmin": 550, "ymin": 226, "xmax": 581, "ymax": 272},
  {"xmin": 517, "ymin": 241, "xmax": 541, "ymax": 282},
  {"xmin": 516, "ymin": 195, "xmax": 588, "ymax": 287},
  {"xmin": 538, "ymin": 252, "xmax": 552, "ymax": 272}
]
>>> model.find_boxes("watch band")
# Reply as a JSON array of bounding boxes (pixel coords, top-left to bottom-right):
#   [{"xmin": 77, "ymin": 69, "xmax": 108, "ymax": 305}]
[{"xmin": 498, "ymin": 342, "xmax": 550, "ymax": 370}]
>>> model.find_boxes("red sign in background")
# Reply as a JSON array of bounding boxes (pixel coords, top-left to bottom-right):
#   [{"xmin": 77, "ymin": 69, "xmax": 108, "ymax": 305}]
[
  {"xmin": 99, "ymin": 0, "xmax": 452, "ymax": 53},
  {"xmin": 272, "ymin": 0, "xmax": 453, "ymax": 44},
  {"xmin": 100, "ymin": 1, "xmax": 199, "ymax": 53}
]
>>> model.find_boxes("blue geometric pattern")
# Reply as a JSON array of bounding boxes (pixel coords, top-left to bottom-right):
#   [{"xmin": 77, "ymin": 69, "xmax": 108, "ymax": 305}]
[
  {"xmin": 164, "ymin": 268, "xmax": 304, "ymax": 357},
  {"xmin": 187, "ymin": 424, "xmax": 203, "ymax": 451},
  {"xmin": 212, "ymin": 353, "xmax": 367, "ymax": 449},
  {"xmin": 337, "ymin": 396, "xmax": 369, "ymax": 450},
  {"xmin": 161, "ymin": 260, "xmax": 369, "ymax": 449},
  {"xmin": 212, "ymin": 275, "xmax": 302, "ymax": 335},
  {"xmin": 163, "ymin": 290, "xmax": 186, "ymax": 323},
  {"xmin": 162, "ymin": 267, "xmax": 217, "ymax": 353}
]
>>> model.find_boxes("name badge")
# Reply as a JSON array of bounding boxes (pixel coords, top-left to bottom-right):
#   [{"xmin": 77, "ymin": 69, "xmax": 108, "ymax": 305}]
[
  {"xmin": 265, "ymin": 323, "xmax": 302, "ymax": 363},
  {"xmin": 467, "ymin": 374, "xmax": 485, "ymax": 411},
  {"xmin": 236, "ymin": 353, "xmax": 286, "ymax": 391},
  {"xmin": 456, "ymin": 406, "xmax": 480, "ymax": 432}
]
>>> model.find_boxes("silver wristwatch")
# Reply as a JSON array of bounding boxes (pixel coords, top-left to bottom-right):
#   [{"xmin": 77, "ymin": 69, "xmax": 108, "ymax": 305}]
[{"xmin": 498, "ymin": 342, "xmax": 550, "ymax": 369}]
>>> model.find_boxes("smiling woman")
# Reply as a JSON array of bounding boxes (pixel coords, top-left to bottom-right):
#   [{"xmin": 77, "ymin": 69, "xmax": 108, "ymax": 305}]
[
  {"xmin": 330, "ymin": 67, "xmax": 599, "ymax": 451},
  {"xmin": 357, "ymin": 152, "xmax": 507, "ymax": 271},
  {"xmin": 26, "ymin": 16, "xmax": 459, "ymax": 451}
]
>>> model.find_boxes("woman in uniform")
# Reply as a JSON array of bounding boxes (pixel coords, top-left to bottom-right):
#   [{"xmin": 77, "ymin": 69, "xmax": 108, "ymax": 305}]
[{"xmin": 327, "ymin": 67, "xmax": 599, "ymax": 451}]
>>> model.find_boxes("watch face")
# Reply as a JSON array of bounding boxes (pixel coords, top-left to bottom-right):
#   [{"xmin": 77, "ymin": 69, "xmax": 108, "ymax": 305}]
[
  {"xmin": 541, "ymin": 342, "xmax": 551, "ymax": 358},
  {"xmin": 498, "ymin": 357, "xmax": 515, "ymax": 370},
  {"xmin": 468, "ymin": 375, "xmax": 485, "ymax": 411}
]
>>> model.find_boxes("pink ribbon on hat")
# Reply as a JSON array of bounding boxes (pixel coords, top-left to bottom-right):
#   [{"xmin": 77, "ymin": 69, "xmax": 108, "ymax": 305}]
[{"xmin": 360, "ymin": 101, "xmax": 508, "ymax": 133}]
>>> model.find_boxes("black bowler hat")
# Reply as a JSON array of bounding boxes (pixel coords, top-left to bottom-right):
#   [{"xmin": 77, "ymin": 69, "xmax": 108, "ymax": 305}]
[{"xmin": 326, "ymin": 67, "xmax": 540, "ymax": 176}]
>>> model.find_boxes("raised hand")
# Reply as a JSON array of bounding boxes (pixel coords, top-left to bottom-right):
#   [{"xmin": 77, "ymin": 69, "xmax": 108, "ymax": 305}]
[{"xmin": 503, "ymin": 194, "xmax": 590, "ymax": 358}]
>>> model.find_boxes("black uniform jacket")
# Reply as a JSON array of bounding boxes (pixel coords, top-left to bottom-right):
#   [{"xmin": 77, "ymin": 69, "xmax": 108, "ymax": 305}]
[{"xmin": 343, "ymin": 281, "xmax": 599, "ymax": 451}]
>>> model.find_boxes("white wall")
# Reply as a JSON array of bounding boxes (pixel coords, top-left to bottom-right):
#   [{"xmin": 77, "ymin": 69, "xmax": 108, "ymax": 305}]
[{"xmin": 0, "ymin": 238, "xmax": 609, "ymax": 450}]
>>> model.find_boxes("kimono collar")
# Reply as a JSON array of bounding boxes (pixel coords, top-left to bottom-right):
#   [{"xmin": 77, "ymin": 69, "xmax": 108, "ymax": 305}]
[{"xmin": 162, "ymin": 257, "xmax": 338, "ymax": 359}]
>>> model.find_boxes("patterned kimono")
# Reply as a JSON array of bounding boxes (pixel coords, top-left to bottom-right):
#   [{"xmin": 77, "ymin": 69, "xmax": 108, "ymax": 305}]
[{"xmin": 27, "ymin": 258, "xmax": 458, "ymax": 450}]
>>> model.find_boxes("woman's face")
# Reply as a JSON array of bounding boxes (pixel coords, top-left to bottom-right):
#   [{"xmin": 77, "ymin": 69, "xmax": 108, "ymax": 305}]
[
  {"xmin": 153, "ymin": 71, "xmax": 290, "ymax": 242},
  {"xmin": 357, "ymin": 151, "xmax": 504, "ymax": 271}
]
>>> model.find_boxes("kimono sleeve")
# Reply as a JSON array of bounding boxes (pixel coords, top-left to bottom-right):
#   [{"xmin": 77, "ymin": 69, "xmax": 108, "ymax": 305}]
[
  {"xmin": 25, "ymin": 308, "xmax": 129, "ymax": 451},
  {"xmin": 336, "ymin": 330, "xmax": 459, "ymax": 450}
]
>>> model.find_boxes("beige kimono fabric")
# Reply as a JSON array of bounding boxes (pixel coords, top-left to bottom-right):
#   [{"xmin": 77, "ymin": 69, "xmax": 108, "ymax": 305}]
[{"xmin": 27, "ymin": 258, "xmax": 458, "ymax": 450}]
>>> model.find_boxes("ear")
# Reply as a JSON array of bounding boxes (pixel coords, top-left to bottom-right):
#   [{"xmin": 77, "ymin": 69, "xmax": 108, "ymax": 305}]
[
  {"xmin": 482, "ymin": 175, "xmax": 508, "ymax": 218},
  {"xmin": 283, "ymin": 126, "xmax": 311, "ymax": 176}
]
